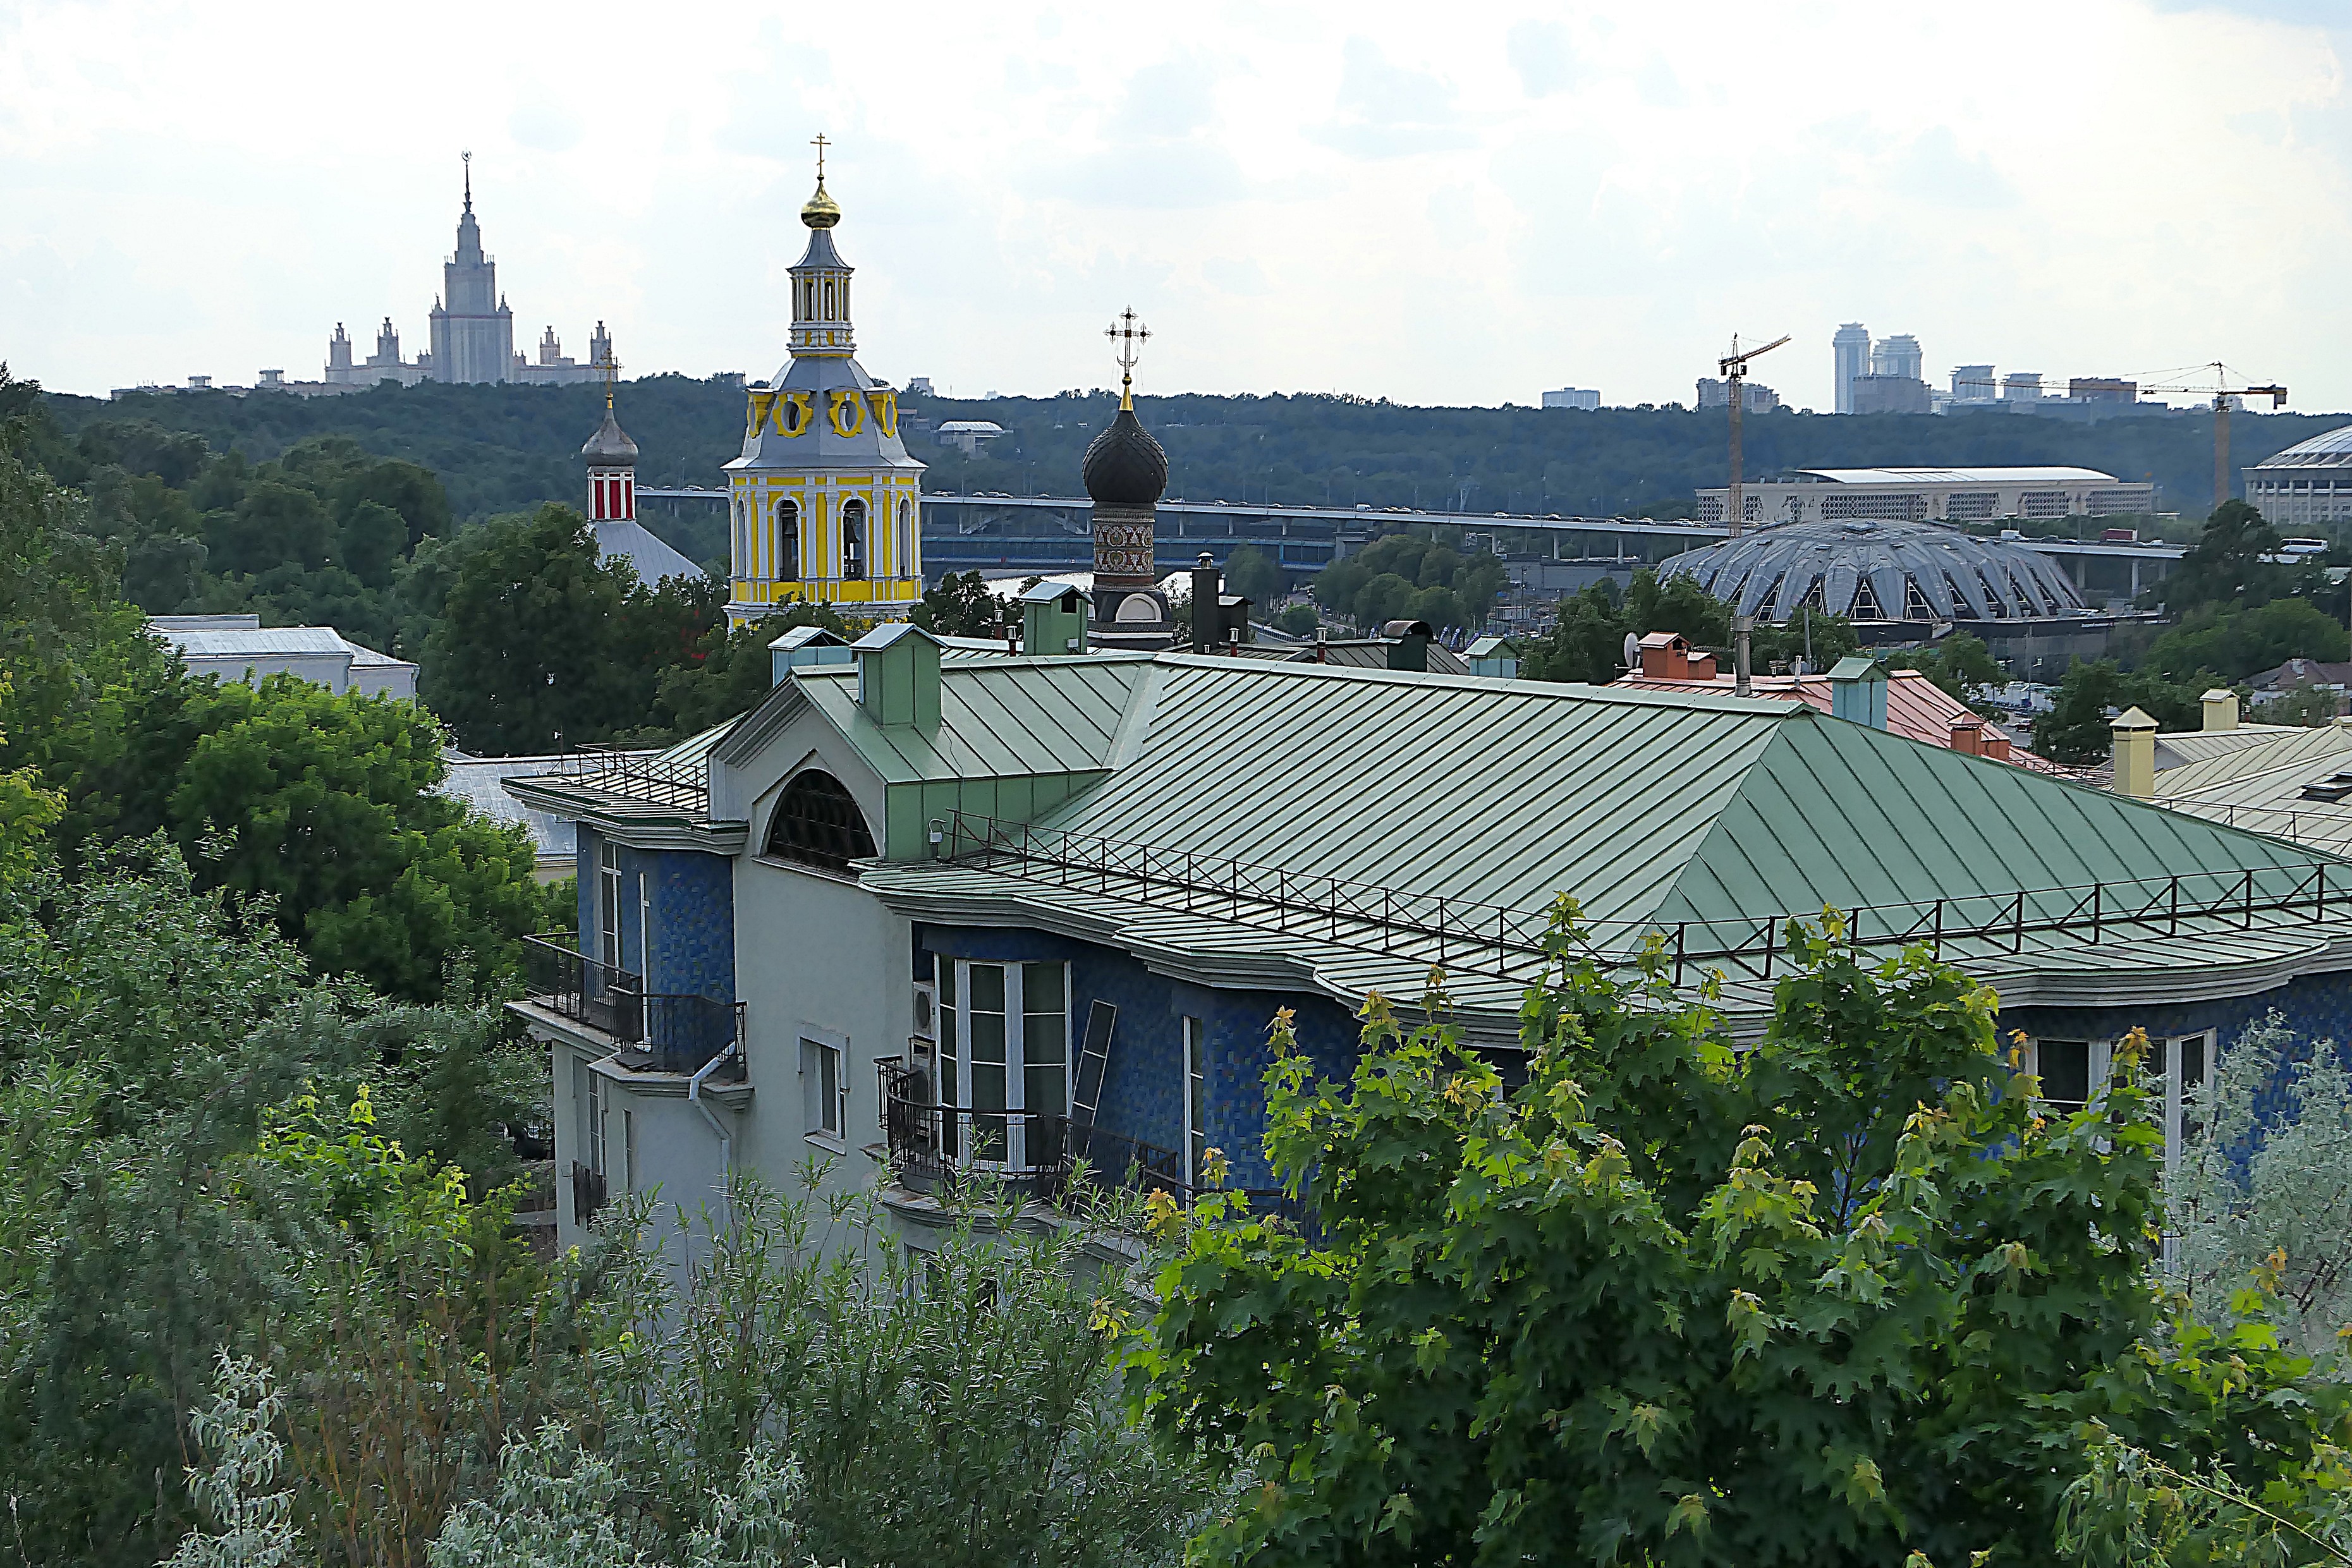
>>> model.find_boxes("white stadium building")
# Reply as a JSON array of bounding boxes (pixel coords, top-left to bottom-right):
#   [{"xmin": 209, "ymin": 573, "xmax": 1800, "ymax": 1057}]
[
  {"xmin": 1696, "ymin": 466, "xmax": 2157, "ymax": 527},
  {"xmin": 2245, "ymin": 425, "xmax": 2352, "ymax": 528}
]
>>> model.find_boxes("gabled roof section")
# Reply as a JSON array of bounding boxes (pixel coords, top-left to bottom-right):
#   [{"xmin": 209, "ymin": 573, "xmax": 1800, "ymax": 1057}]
[
  {"xmin": 1660, "ymin": 714, "xmax": 2328, "ymax": 933},
  {"xmin": 795, "ymin": 655, "xmax": 1153, "ymax": 785}
]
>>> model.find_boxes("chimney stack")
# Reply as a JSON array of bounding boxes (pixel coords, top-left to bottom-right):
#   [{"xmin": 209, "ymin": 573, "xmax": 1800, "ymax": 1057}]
[
  {"xmin": 1948, "ymin": 716, "xmax": 1985, "ymax": 757},
  {"xmin": 2202, "ymin": 688, "xmax": 2239, "ymax": 732},
  {"xmin": 2111, "ymin": 706, "xmax": 2158, "ymax": 799},
  {"xmin": 1189, "ymin": 553, "xmax": 1220, "ymax": 655}
]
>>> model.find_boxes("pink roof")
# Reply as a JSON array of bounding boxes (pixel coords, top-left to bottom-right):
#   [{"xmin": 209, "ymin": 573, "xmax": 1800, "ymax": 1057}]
[{"xmin": 1615, "ymin": 669, "xmax": 2076, "ymax": 775}]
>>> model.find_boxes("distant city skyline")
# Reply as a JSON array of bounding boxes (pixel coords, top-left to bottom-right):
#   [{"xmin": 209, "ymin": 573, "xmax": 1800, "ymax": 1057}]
[{"xmin": 4, "ymin": 0, "xmax": 2349, "ymax": 411}]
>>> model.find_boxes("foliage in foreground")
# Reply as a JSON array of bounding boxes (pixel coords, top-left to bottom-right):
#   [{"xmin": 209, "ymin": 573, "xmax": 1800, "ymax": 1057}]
[{"xmin": 1131, "ymin": 916, "xmax": 2350, "ymax": 1567}]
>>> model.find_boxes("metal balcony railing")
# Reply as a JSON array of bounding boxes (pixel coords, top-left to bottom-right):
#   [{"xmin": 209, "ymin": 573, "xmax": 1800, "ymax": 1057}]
[
  {"xmin": 880, "ymin": 1061, "xmax": 1315, "ymax": 1237},
  {"xmin": 521, "ymin": 935, "xmax": 745, "ymax": 1078}
]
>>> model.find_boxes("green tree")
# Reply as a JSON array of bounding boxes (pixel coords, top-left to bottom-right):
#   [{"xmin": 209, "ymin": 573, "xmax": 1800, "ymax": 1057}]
[
  {"xmin": 1130, "ymin": 921, "xmax": 2342, "ymax": 1567},
  {"xmin": 166, "ymin": 674, "xmax": 540, "ymax": 999},
  {"xmin": 913, "ymin": 569, "xmax": 1010, "ymax": 638},
  {"xmin": 1887, "ymin": 630, "xmax": 2004, "ymax": 702},
  {"xmin": 1224, "ymin": 544, "xmax": 1284, "ymax": 607},
  {"xmin": 2035, "ymin": 658, "xmax": 2207, "ymax": 765},
  {"xmin": 650, "ymin": 602, "xmax": 847, "ymax": 738},
  {"xmin": 205, "ymin": 478, "xmax": 335, "ymax": 578},
  {"xmin": 2156, "ymin": 500, "xmax": 2301, "ymax": 613},
  {"xmin": 2142, "ymin": 596, "xmax": 2349, "ymax": 684},
  {"xmin": 422, "ymin": 505, "xmax": 645, "ymax": 753}
]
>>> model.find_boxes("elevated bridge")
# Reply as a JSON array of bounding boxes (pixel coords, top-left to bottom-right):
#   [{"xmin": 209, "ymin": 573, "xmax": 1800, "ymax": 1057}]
[{"xmin": 634, "ymin": 487, "xmax": 2183, "ymax": 596}]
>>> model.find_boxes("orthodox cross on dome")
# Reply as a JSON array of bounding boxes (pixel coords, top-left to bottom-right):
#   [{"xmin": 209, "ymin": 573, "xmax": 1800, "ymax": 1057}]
[
  {"xmin": 812, "ymin": 132, "xmax": 829, "ymax": 180},
  {"xmin": 597, "ymin": 344, "xmax": 623, "ymax": 412},
  {"xmin": 1105, "ymin": 308, "xmax": 1150, "ymax": 411}
]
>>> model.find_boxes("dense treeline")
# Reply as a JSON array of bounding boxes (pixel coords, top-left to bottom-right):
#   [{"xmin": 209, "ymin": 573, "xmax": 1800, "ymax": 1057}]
[{"xmin": 49, "ymin": 377, "xmax": 2351, "ymax": 532}]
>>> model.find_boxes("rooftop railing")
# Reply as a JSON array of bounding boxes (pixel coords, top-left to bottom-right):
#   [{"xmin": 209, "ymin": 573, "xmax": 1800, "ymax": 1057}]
[
  {"xmin": 932, "ymin": 809, "xmax": 2352, "ymax": 989},
  {"xmin": 521, "ymin": 935, "xmax": 744, "ymax": 1077}
]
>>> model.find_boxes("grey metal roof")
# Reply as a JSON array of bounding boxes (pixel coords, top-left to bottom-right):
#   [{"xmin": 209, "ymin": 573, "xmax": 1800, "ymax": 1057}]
[
  {"xmin": 1659, "ymin": 517, "xmax": 2088, "ymax": 622},
  {"xmin": 594, "ymin": 520, "xmax": 705, "ymax": 585},
  {"xmin": 2255, "ymin": 424, "xmax": 2352, "ymax": 466},
  {"xmin": 1791, "ymin": 466, "xmax": 2119, "ymax": 485}
]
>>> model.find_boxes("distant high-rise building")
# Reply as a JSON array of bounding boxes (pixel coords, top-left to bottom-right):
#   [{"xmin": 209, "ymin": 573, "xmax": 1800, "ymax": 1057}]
[
  {"xmin": 1952, "ymin": 364, "xmax": 1997, "ymax": 401},
  {"xmin": 427, "ymin": 158, "xmax": 515, "ymax": 384},
  {"xmin": 2001, "ymin": 372, "xmax": 2045, "ymax": 402},
  {"xmin": 1832, "ymin": 323, "xmax": 1871, "ymax": 414},
  {"xmin": 2068, "ymin": 378, "xmax": 2138, "ymax": 404},
  {"xmin": 1695, "ymin": 377, "xmax": 1782, "ymax": 413},
  {"xmin": 1851, "ymin": 375, "xmax": 1932, "ymax": 415},
  {"xmin": 1542, "ymin": 387, "xmax": 1601, "ymax": 410},
  {"xmin": 1870, "ymin": 334, "xmax": 1923, "ymax": 383},
  {"xmin": 323, "ymin": 155, "xmax": 608, "ymax": 390}
]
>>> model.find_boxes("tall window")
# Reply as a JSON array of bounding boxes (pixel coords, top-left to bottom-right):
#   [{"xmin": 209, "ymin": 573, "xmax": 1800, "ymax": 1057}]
[
  {"xmin": 896, "ymin": 499, "xmax": 915, "ymax": 578},
  {"xmin": 764, "ymin": 770, "xmax": 877, "ymax": 872},
  {"xmin": 2151, "ymin": 1032, "xmax": 2212, "ymax": 1168},
  {"xmin": 935, "ymin": 959, "xmax": 1070, "ymax": 1168},
  {"xmin": 774, "ymin": 497, "xmax": 800, "ymax": 580},
  {"xmin": 842, "ymin": 498, "xmax": 867, "ymax": 580},
  {"xmin": 597, "ymin": 842, "xmax": 623, "ymax": 976},
  {"xmin": 2031, "ymin": 1038, "xmax": 2092, "ymax": 1116},
  {"xmin": 582, "ymin": 1059, "xmax": 604, "ymax": 1176},
  {"xmin": 802, "ymin": 1037, "xmax": 846, "ymax": 1143},
  {"xmin": 1183, "ymin": 1016, "xmax": 1207, "ymax": 1191}
]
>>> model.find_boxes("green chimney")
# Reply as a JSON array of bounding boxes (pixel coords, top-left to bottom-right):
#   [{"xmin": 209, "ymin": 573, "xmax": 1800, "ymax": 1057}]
[{"xmin": 853, "ymin": 622, "xmax": 942, "ymax": 729}]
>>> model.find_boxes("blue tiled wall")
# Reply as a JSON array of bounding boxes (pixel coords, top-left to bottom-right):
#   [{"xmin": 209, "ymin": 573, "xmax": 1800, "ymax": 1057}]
[
  {"xmin": 573, "ymin": 829, "xmax": 737, "ymax": 1001},
  {"xmin": 917, "ymin": 924, "xmax": 1365, "ymax": 1191},
  {"xmin": 2002, "ymin": 972, "xmax": 2352, "ymax": 1134}
]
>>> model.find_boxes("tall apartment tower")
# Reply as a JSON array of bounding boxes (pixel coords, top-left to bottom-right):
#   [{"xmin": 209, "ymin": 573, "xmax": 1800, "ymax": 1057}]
[
  {"xmin": 1832, "ymin": 323, "xmax": 1871, "ymax": 414},
  {"xmin": 426, "ymin": 157, "xmax": 515, "ymax": 384},
  {"xmin": 1870, "ymin": 334, "xmax": 1923, "ymax": 383}
]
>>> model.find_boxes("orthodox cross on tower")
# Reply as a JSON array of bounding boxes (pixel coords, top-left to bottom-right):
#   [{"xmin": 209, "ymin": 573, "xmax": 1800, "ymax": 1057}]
[
  {"xmin": 1105, "ymin": 308, "xmax": 1150, "ymax": 411},
  {"xmin": 811, "ymin": 132, "xmax": 830, "ymax": 181}
]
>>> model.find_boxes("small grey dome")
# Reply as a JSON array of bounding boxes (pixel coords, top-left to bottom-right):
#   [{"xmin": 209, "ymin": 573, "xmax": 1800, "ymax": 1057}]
[
  {"xmin": 1659, "ymin": 517, "xmax": 2088, "ymax": 623},
  {"xmin": 1082, "ymin": 407, "xmax": 1167, "ymax": 507},
  {"xmin": 580, "ymin": 406, "xmax": 638, "ymax": 467}
]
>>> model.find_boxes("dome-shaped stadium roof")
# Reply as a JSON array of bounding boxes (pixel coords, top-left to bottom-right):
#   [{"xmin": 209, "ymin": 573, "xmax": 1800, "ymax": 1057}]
[
  {"xmin": 1659, "ymin": 518, "xmax": 2088, "ymax": 624},
  {"xmin": 2253, "ymin": 424, "xmax": 2352, "ymax": 468}
]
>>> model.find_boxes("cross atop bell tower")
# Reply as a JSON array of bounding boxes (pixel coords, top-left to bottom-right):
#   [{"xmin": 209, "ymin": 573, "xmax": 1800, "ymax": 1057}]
[{"xmin": 1105, "ymin": 308, "xmax": 1150, "ymax": 410}]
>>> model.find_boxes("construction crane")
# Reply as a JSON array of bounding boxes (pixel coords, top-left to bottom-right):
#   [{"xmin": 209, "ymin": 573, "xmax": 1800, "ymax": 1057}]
[
  {"xmin": 1719, "ymin": 332, "xmax": 1789, "ymax": 696},
  {"xmin": 2136, "ymin": 362, "xmax": 2288, "ymax": 511}
]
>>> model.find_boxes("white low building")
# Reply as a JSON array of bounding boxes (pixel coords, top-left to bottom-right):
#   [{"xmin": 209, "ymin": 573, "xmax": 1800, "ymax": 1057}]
[
  {"xmin": 1696, "ymin": 466, "xmax": 2156, "ymax": 526},
  {"xmin": 147, "ymin": 614, "xmax": 418, "ymax": 699}
]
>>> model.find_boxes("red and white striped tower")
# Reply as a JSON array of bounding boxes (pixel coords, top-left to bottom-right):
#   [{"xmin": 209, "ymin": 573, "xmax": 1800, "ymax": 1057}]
[{"xmin": 581, "ymin": 346, "xmax": 637, "ymax": 521}]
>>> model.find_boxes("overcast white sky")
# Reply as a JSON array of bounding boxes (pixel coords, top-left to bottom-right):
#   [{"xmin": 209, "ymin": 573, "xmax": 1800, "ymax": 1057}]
[{"xmin": 3, "ymin": 0, "xmax": 2346, "ymax": 411}]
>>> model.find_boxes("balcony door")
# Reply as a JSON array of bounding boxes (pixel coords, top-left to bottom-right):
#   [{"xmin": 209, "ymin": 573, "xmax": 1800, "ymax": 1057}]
[{"xmin": 937, "ymin": 959, "xmax": 1069, "ymax": 1170}]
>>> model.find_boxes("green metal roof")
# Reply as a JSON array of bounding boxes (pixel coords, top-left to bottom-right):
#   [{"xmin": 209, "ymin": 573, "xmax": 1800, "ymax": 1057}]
[{"xmin": 798, "ymin": 655, "xmax": 1150, "ymax": 785}]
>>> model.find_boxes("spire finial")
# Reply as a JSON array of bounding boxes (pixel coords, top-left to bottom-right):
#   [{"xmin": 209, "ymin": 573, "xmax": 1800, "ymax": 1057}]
[
  {"xmin": 800, "ymin": 133, "xmax": 842, "ymax": 228},
  {"xmin": 598, "ymin": 342, "xmax": 622, "ymax": 413},
  {"xmin": 462, "ymin": 149, "xmax": 472, "ymax": 213},
  {"xmin": 1105, "ymin": 308, "xmax": 1150, "ymax": 412}
]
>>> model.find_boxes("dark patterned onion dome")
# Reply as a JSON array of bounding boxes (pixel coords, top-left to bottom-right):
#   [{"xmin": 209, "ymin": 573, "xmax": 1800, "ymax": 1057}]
[
  {"xmin": 580, "ymin": 407, "xmax": 638, "ymax": 467},
  {"xmin": 1081, "ymin": 407, "xmax": 1167, "ymax": 506},
  {"xmin": 1660, "ymin": 517, "xmax": 2088, "ymax": 623}
]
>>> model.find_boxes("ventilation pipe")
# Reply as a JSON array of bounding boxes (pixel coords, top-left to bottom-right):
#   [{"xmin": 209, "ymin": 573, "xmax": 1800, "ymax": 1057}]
[
  {"xmin": 688, "ymin": 1033, "xmax": 741, "ymax": 1230},
  {"xmin": 2111, "ymin": 706, "xmax": 2158, "ymax": 799},
  {"xmin": 1188, "ymin": 553, "xmax": 1220, "ymax": 655},
  {"xmin": 2202, "ymin": 688, "xmax": 2239, "ymax": 732},
  {"xmin": 1827, "ymin": 655, "xmax": 1891, "ymax": 729},
  {"xmin": 1381, "ymin": 619, "xmax": 1434, "ymax": 672}
]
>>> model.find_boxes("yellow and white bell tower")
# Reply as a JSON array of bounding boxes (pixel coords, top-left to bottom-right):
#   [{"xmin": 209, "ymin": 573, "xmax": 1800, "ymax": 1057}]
[{"xmin": 724, "ymin": 140, "xmax": 925, "ymax": 624}]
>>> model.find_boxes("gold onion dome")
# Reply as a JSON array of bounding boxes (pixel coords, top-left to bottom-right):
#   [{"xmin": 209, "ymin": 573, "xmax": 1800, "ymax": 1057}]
[{"xmin": 801, "ymin": 178, "xmax": 841, "ymax": 229}]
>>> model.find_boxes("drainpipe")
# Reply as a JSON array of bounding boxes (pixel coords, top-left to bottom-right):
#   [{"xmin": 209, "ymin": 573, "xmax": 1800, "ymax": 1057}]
[{"xmin": 688, "ymin": 1027, "xmax": 741, "ymax": 1226}]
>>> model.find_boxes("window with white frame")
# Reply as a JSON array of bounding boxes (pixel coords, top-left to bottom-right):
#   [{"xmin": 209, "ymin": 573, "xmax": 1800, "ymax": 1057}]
[
  {"xmin": 2029, "ymin": 1037, "xmax": 2095, "ymax": 1116},
  {"xmin": 584, "ymin": 1060, "xmax": 604, "ymax": 1176},
  {"xmin": 934, "ymin": 959, "xmax": 1071, "ymax": 1167},
  {"xmin": 597, "ymin": 842, "xmax": 623, "ymax": 975},
  {"xmin": 2149, "ymin": 1031, "xmax": 2212, "ymax": 1166},
  {"xmin": 802, "ymin": 1036, "xmax": 846, "ymax": 1143},
  {"xmin": 621, "ymin": 1107, "xmax": 636, "ymax": 1193},
  {"xmin": 1183, "ymin": 1015, "xmax": 1207, "ymax": 1191},
  {"xmin": 2023, "ymin": 1032, "xmax": 2212, "ymax": 1164}
]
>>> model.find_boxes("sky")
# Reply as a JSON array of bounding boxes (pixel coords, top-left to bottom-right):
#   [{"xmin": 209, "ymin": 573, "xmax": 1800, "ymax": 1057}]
[{"xmin": 3, "ymin": 0, "xmax": 2348, "ymax": 411}]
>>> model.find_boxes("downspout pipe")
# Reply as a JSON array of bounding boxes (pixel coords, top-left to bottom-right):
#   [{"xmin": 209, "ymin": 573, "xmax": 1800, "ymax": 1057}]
[{"xmin": 689, "ymin": 1023, "xmax": 741, "ymax": 1227}]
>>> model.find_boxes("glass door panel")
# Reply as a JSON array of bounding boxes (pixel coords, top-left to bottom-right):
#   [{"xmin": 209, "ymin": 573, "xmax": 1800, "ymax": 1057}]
[
  {"xmin": 1021, "ymin": 962, "xmax": 1068, "ymax": 1169},
  {"xmin": 937, "ymin": 959, "xmax": 959, "ymax": 1158},
  {"xmin": 966, "ymin": 963, "xmax": 1008, "ymax": 1160}
]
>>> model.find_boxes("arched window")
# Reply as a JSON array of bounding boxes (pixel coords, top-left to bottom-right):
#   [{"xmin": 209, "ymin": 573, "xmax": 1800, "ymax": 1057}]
[
  {"xmin": 822, "ymin": 277, "xmax": 836, "ymax": 319},
  {"xmin": 895, "ymin": 499, "xmax": 915, "ymax": 577},
  {"xmin": 764, "ymin": 770, "xmax": 876, "ymax": 871},
  {"xmin": 774, "ymin": 497, "xmax": 800, "ymax": 580},
  {"xmin": 841, "ymin": 497, "xmax": 867, "ymax": 580}
]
